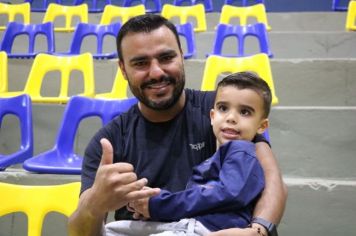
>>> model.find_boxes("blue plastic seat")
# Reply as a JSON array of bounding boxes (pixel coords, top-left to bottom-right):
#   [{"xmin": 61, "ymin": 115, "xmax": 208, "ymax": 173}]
[
  {"xmin": 23, "ymin": 96, "xmax": 138, "ymax": 174},
  {"xmin": 67, "ymin": 22, "xmax": 121, "ymax": 59},
  {"xmin": 0, "ymin": 22, "xmax": 55, "ymax": 59},
  {"xmin": 0, "ymin": 95, "xmax": 33, "ymax": 170},
  {"xmin": 209, "ymin": 23, "xmax": 273, "ymax": 58},
  {"xmin": 175, "ymin": 23, "xmax": 196, "ymax": 59},
  {"xmin": 224, "ymin": 0, "xmax": 264, "ymax": 7},
  {"xmin": 173, "ymin": 0, "xmax": 213, "ymax": 12},
  {"xmin": 332, "ymin": 0, "xmax": 349, "ymax": 11},
  {"xmin": 123, "ymin": 0, "xmax": 162, "ymax": 13},
  {"xmin": 74, "ymin": 0, "xmax": 112, "ymax": 13}
]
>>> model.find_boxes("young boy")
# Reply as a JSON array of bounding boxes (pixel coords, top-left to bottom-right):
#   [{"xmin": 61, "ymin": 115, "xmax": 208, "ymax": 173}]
[{"xmin": 106, "ymin": 71, "xmax": 272, "ymax": 236}]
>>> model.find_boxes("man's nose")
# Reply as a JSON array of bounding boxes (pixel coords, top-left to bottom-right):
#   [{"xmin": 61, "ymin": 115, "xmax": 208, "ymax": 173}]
[{"xmin": 148, "ymin": 60, "xmax": 165, "ymax": 79}]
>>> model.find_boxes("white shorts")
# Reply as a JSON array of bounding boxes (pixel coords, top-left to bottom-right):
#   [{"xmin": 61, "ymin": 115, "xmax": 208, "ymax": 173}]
[{"xmin": 105, "ymin": 218, "xmax": 211, "ymax": 236}]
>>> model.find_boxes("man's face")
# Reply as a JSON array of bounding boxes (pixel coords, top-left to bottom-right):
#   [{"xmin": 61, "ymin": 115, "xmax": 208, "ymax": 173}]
[{"xmin": 119, "ymin": 26, "xmax": 185, "ymax": 110}]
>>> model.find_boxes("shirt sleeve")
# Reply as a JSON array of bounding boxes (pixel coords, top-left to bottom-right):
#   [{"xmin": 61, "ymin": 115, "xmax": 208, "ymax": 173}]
[{"xmin": 149, "ymin": 141, "xmax": 265, "ymax": 221}]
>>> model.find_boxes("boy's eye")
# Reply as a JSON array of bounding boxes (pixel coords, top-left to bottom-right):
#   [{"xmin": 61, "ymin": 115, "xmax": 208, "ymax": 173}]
[
  {"xmin": 240, "ymin": 109, "xmax": 251, "ymax": 116},
  {"xmin": 217, "ymin": 104, "xmax": 228, "ymax": 112}
]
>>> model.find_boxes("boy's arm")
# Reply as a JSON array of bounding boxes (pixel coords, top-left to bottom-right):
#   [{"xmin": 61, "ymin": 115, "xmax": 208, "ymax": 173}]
[{"xmin": 149, "ymin": 142, "xmax": 264, "ymax": 221}]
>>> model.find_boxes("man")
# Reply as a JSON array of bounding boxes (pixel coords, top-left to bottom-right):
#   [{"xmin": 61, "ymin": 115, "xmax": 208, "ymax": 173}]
[{"xmin": 68, "ymin": 14, "xmax": 287, "ymax": 236}]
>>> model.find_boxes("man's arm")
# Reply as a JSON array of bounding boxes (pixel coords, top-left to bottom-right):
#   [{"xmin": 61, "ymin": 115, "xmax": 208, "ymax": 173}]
[
  {"xmin": 68, "ymin": 139, "xmax": 160, "ymax": 236},
  {"xmin": 253, "ymin": 141, "xmax": 287, "ymax": 224}
]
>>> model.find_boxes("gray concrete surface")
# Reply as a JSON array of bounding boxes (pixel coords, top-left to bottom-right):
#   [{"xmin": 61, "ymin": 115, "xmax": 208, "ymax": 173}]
[{"xmin": 1, "ymin": 10, "xmax": 356, "ymax": 236}]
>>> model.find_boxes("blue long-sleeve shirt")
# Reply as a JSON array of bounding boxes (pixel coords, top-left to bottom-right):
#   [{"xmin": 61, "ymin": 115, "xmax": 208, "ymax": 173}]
[{"xmin": 149, "ymin": 140, "xmax": 265, "ymax": 231}]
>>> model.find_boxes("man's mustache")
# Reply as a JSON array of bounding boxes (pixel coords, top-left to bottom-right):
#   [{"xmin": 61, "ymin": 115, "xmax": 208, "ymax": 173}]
[{"xmin": 140, "ymin": 76, "xmax": 176, "ymax": 89}]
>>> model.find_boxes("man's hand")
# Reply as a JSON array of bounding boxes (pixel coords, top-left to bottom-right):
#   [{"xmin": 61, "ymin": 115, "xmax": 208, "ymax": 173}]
[
  {"xmin": 207, "ymin": 227, "xmax": 263, "ymax": 236},
  {"xmin": 86, "ymin": 138, "xmax": 160, "ymax": 218}
]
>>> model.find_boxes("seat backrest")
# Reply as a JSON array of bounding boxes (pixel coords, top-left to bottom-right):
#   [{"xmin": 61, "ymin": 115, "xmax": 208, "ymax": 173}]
[
  {"xmin": 224, "ymin": 0, "xmax": 264, "ymax": 6},
  {"xmin": 346, "ymin": 1, "xmax": 356, "ymax": 31},
  {"xmin": 23, "ymin": 53, "xmax": 95, "ymax": 103},
  {"xmin": 173, "ymin": 0, "xmax": 213, "ymax": 12},
  {"xmin": 332, "ymin": 0, "xmax": 348, "ymax": 11},
  {"xmin": 73, "ymin": 0, "xmax": 112, "ymax": 13},
  {"xmin": 25, "ymin": 0, "xmax": 75, "ymax": 12},
  {"xmin": 161, "ymin": 4, "xmax": 207, "ymax": 32},
  {"xmin": 0, "ymin": 182, "xmax": 80, "ymax": 236},
  {"xmin": 200, "ymin": 54, "xmax": 278, "ymax": 105},
  {"xmin": 219, "ymin": 4, "xmax": 271, "ymax": 30},
  {"xmin": 95, "ymin": 67, "xmax": 129, "ymax": 99},
  {"xmin": 68, "ymin": 22, "xmax": 121, "ymax": 59},
  {"xmin": 0, "ymin": 2, "xmax": 30, "ymax": 31},
  {"xmin": 123, "ymin": 0, "xmax": 162, "ymax": 13},
  {"xmin": 42, "ymin": 3, "xmax": 88, "ymax": 32},
  {"xmin": 0, "ymin": 22, "xmax": 55, "ymax": 59},
  {"xmin": 0, "ymin": 51, "xmax": 8, "ymax": 93},
  {"xmin": 99, "ymin": 4, "xmax": 146, "ymax": 25},
  {"xmin": 175, "ymin": 23, "xmax": 196, "ymax": 59},
  {"xmin": 211, "ymin": 23, "xmax": 273, "ymax": 57},
  {"xmin": 0, "ymin": 95, "xmax": 33, "ymax": 170},
  {"xmin": 55, "ymin": 96, "xmax": 138, "ymax": 154}
]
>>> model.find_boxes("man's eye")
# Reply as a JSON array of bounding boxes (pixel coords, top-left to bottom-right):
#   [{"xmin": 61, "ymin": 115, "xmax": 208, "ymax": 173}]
[
  {"xmin": 160, "ymin": 54, "xmax": 175, "ymax": 62},
  {"xmin": 133, "ymin": 61, "xmax": 147, "ymax": 67}
]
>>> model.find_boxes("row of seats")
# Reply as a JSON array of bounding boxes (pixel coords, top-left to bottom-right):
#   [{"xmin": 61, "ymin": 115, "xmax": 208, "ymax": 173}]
[
  {"xmin": 24, "ymin": 0, "xmax": 265, "ymax": 13},
  {"xmin": 0, "ymin": 21, "xmax": 272, "ymax": 59},
  {"xmin": 0, "ymin": 51, "xmax": 278, "ymax": 104},
  {"xmin": 0, "ymin": 3, "xmax": 271, "ymax": 32}
]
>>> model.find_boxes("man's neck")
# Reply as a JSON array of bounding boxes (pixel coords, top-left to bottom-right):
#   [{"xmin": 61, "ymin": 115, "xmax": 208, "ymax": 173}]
[{"xmin": 138, "ymin": 91, "xmax": 186, "ymax": 123}]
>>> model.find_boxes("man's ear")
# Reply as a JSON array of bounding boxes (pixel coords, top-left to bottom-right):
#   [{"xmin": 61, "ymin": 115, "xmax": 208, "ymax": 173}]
[
  {"xmin": 210, "ymin": 109, "xmax": 215, "ymax": 126},
  {"xmin": 257, "ymin": 118, "xmax": 269, "ymax": 134},
  {"xmin": 118, "ymin": 60, "xmax": 128, "ymax": 81}
]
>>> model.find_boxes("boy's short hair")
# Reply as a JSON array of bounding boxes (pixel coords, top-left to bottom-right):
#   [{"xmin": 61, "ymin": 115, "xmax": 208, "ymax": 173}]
[
  {"xmin": 116, "ymin": 14, "xmax": 182, "ymax": 61},
  {"xmin": 217, "ymin": 71, "xmax": 272, "ymax": 118}
]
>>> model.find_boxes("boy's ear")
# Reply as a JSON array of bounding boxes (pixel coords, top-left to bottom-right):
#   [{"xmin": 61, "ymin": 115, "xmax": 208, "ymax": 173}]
[
  {"xmin": 257, "ymin": 118, "xmax": 269, "ymax": 134},
  {"xmin": 210, "ymin": 109, "xmax": 215, "ymax": 126}
]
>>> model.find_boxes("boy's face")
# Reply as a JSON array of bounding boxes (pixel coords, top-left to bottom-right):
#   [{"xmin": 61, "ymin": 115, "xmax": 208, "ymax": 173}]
[{"xmin": 210, "ymin": 86, "xmax": 269, "ymax": 146}]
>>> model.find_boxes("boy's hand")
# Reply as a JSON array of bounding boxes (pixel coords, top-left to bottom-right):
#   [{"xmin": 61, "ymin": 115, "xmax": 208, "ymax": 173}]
[{"xmin": 127, "ymin": 186, "xmax": 158, "ymax": 219}]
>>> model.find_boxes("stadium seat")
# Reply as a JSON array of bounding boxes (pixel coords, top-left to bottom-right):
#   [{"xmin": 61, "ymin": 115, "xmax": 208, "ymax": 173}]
[
  {"xmin": 224, "ymin": 0, "xmax": 264, "ymax": 7},
  {"xmin": 0, "ymin": 51, "xmax": 8, "ymax": 94},
  {"xmin": 219, "ymin": 4, "xmax": 271, "ymax": 31},
  {"xmin": 123, "ymin": 0, "xmax": 162, "ymax": 13},
  {"xmin": 176, "ymin": 23, "xmax": 197, "ymax": 59},
  {"xmin": 0, "ymin": 182, "xmax": 80, "ymax": 236},
  {"xmin": 0, "ymin": 22, "xmax": 55, "ymax": 59},
  {"xmin": 0, "ymin": 53, "xmax": 95, "ymax": 104},
  {"xmin": 99, "ymin": 4, "xmax": 146, "ymax": 25},
  {"xmin": 346, "ymin": 0, "xmax": 356, "ymax": 31},
  {"xmin": 95, "ymin": 67, "xmax": 129, "ymax": 99},
  {"xmin": 332, "ymin": 0, "xmax": 349, "ymax": 11},
  {"xmin": 209, "ymin": 23, "xmax": 273, "ymax": 58},
  {"xmin": 66, "ymin": 22, "xmax": 121, "ymax": 59},
  {"xmin": 201, "ymin": 54, "xmax": 278, "ymax": 105},
  {"xmin": 42, "ymin": 3, "xmax": 88, "ymax": 32},
  {"xmin": 0, "ymin": 95, "xmax": 33, "ymax": 170},
  {"xmin": 74, "ymin": 0, "xmax": 112, "ymax": 13},
  {"xmin": 173, "ymin": 0, "xmax": 213, "ymax": 12},
  {"xmin": 23, "ymin": 96, "xmax": 138, "ymax": 174},
  {"xmin": 161, "ymin": 4, "xmax": 207, "ymax": 32},
  {"xmin": 0, "ymin": 2, "xmax": 30, "ymax": 31}
]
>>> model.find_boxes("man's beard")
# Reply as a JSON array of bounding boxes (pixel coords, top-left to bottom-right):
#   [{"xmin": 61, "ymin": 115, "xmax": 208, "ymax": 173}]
[{"xmin": 128, "ymin": 74, "xmax": 185, "ymax": 110}]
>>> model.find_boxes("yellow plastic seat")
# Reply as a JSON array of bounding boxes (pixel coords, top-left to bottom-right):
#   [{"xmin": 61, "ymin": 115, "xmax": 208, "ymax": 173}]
[
  {"xmin": 99, "ymin": 4, "xmax": 146, "ymax": 25},
  {"xmin": 0, "ymin": 53, "xmax": 95, "ymax": 104},
  {"xmin": 0, "ymin": 182, "xmax": 80, "ymax": 236},
  {"xmin": 0, "ymin": 2, "xmax": 30, "ymax": 31},
  {"xmin": 95, "ymin": 67, "xmax": 128, "ymax": 99},
  {"xmin": 0, "ymin": 51, "xmax": 8, "ymax": 93},
  {"xmin": 346, "ymin": 1, "xmax": 356, "ymax": 31},
  {"xmin": 219, "ymin": 4, "xmax": 271, "ymax": 31},
  {"xmin": 42, "ymin": 3, "xmax": 88, "ymax": 32},
  {"xmin": 161, "ymin": 4, "xmax": 207, "ymax": 32},
  {"xmin": 201, "ymin": 54, "xmax": 278, "ymax": 105}
]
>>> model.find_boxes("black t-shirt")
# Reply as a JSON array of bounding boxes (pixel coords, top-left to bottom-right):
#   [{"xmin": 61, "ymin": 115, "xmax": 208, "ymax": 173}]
[{"xmin": 81, "ymin": 89, "xmax": 217, "ymax": 220}]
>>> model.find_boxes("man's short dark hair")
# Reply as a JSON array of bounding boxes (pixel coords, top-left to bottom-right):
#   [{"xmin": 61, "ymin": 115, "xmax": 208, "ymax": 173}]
[
  {"xmin": 217, "ymin": 71, "xmax": 272, "ymax": 118},
  {"xmin": 116, "ymin": 14, "xmax": 182, "ymax": 61}
]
